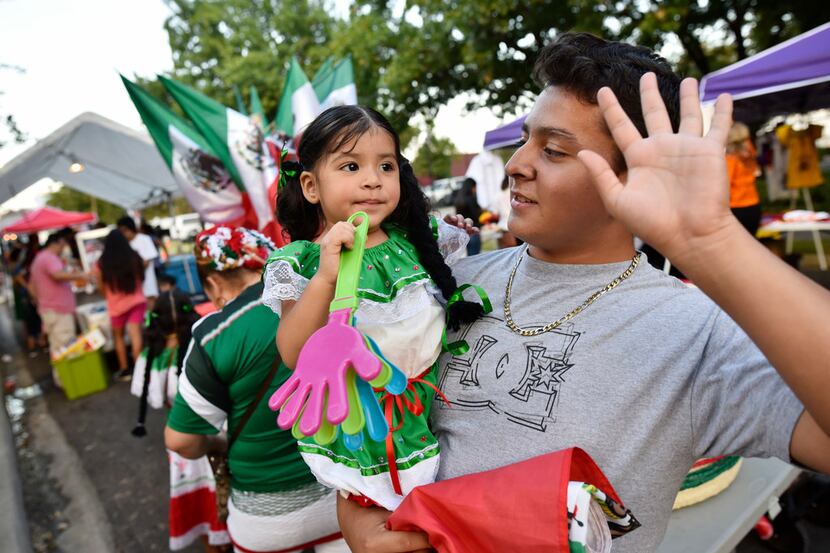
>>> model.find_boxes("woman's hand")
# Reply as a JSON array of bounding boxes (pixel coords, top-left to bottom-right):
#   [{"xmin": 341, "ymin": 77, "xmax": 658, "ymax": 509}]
[
  {"xmin": 317, "ymin": 222, "xmax": 357, "ymax": 285},
  {"xmin": 443, "ymin": 214, "xmax": 479, "ymax": 236},
  {"xmin": 337, "ymin": 495, "xmax": 433, "ymax": 553}
]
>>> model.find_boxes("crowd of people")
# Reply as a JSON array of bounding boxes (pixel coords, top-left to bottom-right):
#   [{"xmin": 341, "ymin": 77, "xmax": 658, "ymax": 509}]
[
  {"xmin": 5, "ymin": 218, "xmax": 164, "ymax": 382},
  {"xmin": 4, "ymin": 31, "xmax": 830, "ymax": 553}
]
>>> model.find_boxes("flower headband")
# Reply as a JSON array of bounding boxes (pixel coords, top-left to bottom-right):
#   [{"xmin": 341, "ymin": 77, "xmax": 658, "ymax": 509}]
[{"xmin": 195, "ymin": 226, "xmax": 276, "ymax": 272}]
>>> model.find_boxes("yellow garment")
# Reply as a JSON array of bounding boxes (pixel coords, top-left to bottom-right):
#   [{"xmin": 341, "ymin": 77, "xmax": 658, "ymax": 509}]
[{"xmin": 776, "ymin": 124, "xmax": 824, "ymax": 189}]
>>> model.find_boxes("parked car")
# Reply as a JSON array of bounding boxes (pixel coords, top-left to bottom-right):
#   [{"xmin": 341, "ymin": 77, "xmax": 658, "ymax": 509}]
[{"xmin": 424, "ymin": 177, "xmax": 464, "ymax": 208}]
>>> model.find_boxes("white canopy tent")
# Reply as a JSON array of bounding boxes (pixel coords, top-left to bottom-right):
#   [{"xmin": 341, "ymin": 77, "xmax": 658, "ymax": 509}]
[{"xmin": 0, "ymin": 112, "xmax": 180, "ymax": 209}]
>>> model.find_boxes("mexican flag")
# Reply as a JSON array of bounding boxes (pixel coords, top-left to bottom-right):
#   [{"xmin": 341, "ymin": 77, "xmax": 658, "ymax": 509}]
[
  {"xmin": 274, "ymin": 57, "xmax": 320, "ymax": 137},
  {"xmin": 160, "ymin": 76, "xmax": 277, "ymax": 238},
  {"xmin": 248, "ymin": 85, "xmax": 267, "ymax": 130},
  {"xmin": 315, "ymin": 56, "xmax": 358, "ymax": 110},
  {"xmin": 120, "ymin": 76, "xmax": 244, "ymax": 224},
  {"xmin": 311, "ymin": 57, "xmax": 335, "ymax": 99}
]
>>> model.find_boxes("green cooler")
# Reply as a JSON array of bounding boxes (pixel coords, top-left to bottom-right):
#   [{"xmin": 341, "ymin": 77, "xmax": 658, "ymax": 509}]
[{"xmin": 54, "ymin": 350, "xmax": 109, "ymax": 400}]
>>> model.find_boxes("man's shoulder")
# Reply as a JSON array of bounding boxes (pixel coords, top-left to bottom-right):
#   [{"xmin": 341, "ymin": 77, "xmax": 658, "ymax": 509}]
[{"xmin": 132, "ymin": 233, "xmax": 158, "ymax": 251}]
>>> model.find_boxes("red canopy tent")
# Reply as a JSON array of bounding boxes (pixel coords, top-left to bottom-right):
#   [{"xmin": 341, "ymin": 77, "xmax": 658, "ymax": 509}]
[{"xmin": 3, "ymin": 206, "xmax": 97, "ymax": 233}]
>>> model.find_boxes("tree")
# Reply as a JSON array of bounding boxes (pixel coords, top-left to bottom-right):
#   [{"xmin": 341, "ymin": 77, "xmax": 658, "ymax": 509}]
[
  {"xmin": 412, "ymin": 134, "xmax": 457, "ymax": 180},
  {"xmin": 617, "ymin": 0, "xmax": 830, "ymax": 77},
  {"xmin": 160, "ymin": 0, "xmax": 338, "ymax": 119},
  {"xmin": 152, "ymin": 0, "xmax": 830, "ymax": 147},
  {"xmin": 47, "ymin": 187, "xmax": 125, "ymax": 224},
  {"xmin": 1, "ymin": 64, "xmax": 27, "ymax": 149}
]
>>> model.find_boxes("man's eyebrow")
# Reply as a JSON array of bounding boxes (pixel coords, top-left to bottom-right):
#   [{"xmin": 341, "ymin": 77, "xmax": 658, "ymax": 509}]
[{"xmin": 521, "ymin": 123, "xmax": 580, "ymax": 145}]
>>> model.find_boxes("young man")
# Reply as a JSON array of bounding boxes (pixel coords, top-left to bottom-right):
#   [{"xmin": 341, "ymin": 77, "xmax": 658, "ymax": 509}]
[
  {"xmin": 117, "ymin": 216, "xmax": 160, "ymax": 310},
  {"xmin": 337, "ymin": 33, "xmax": 830, "ymax": 552}
]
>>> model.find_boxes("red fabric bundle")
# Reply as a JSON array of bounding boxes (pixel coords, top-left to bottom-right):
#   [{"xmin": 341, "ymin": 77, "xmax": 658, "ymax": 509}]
[{"xmin": 386, "ymin": 447, "xmax": 621, "ymax": 553}]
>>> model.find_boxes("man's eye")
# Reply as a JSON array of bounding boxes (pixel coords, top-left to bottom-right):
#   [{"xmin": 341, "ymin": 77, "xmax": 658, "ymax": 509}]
[
  {"xmin": 544, "ymin": 148, "xmax": 566, "ymax": 158},
  {"xmin": 341, "ymin": 162, "xmax": 359, "ymax": 171},
  {"xmin": 515, "ymin": 137, "xmax": 528, "ymax": 147}
]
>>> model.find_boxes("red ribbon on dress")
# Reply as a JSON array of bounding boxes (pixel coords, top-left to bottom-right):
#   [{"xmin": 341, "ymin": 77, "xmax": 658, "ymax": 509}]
[{"xmin": 378, "ymin": 370, "xmax": 450, "ymax": 497}]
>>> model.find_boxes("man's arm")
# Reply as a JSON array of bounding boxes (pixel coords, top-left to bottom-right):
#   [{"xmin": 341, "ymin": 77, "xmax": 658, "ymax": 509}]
[
  {"xmin": 578, "ymin": 73, "xmax": 830, "ymax": 471},
  {"xmin": 49, "ymin": 268, "xmax": 88, "ymax": 282}
]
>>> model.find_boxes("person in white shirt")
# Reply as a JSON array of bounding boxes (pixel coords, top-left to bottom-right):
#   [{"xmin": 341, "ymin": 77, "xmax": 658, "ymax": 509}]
[{"xmin": 117, "ymin": 216, "xmax": 159, "ymax": 310}]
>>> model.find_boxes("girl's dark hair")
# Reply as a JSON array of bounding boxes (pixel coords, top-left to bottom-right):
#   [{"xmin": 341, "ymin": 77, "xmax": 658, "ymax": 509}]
[
  {"xmin": 277, "ymin": 105, "xmax": 483, "ymax": 330},
  {"xmin": 99, "ymin": 230, "xmax": 144, "ymax": 294},
  {"xmin": 133, "ymin": 288, "xmax": 200, "ymax": 437},
  {"xmin": 146, "ymin": 289, "xmax": 200, "ymax": 371}
]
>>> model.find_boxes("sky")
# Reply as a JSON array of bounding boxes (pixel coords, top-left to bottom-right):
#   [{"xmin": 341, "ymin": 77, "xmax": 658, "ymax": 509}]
[{"xmin": 0, "ymin": 0, "xmax": 506, "ymax": 212}]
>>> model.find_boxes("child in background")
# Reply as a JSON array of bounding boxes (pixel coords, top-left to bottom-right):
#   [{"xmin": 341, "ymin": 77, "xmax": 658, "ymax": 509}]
[
  {"xmin": 130, "ymin": 283, "xmax": 230, "ymax": 552},
  {"xmin": 726, "ymin": 122, "xmax": 762, "ymax": 236},
  {"xmin": 263, "ymin": 105, "xmax": 484, "ymax": 510}
]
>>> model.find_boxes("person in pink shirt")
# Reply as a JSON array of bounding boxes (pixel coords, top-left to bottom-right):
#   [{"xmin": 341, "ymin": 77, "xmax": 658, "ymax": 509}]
[
  {"xmin": 29, "ymin": 233, "xmax": 90, "ymax": 383},
  {"xmin": 92, "ymin": 230, "xmax": 146, "ymax": 382}
]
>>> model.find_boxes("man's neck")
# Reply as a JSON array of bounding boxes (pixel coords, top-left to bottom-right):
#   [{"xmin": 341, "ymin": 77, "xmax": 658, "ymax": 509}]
[{"xmin": 527, "ymin": 238, "xmax": 636, "ymax": 265}]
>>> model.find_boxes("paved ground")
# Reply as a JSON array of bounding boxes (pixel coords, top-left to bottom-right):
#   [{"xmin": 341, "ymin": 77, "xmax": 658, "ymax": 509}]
[{"xmin": 1, "ymin": 288, "xmax": 202, "ymax": 552}]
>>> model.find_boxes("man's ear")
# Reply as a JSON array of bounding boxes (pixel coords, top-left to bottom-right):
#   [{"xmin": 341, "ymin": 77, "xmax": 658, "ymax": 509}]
[{"xmin": 299, "ymin": 171, "xmax": 320, "ymax": 204}]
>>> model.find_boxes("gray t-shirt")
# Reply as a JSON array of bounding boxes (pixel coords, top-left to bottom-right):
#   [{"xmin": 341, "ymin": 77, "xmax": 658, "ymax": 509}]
[{"xmin": 432, "ymin": 246, "xmax": 803, "ymax": 553}]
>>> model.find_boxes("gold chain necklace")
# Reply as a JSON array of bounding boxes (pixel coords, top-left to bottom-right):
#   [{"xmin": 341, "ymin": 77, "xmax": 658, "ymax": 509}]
[{"xmin": 503, "ymin": 246, "xmax": 642, "ymax": 337}]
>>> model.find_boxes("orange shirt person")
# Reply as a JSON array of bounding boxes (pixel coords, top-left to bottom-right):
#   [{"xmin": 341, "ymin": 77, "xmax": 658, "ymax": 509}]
[{"xmin": 725, "ymin": 122, "xmax": 761, "ymax": 235}]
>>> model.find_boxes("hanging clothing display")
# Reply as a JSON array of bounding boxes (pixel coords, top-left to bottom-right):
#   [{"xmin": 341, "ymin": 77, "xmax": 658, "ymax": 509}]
[
  {"xmin": 756, "ymin": 133, "xmax": 791, "ymax": 202},
  {"xmin": 465, "ymin": 150, "xmax": 506, "ymax": 216},
  {"xmin": 776, "ymin": 124, "xmax": 825, "ymax": 189}
]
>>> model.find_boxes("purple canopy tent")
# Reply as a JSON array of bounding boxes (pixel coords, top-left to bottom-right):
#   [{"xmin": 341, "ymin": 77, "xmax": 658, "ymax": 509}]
[
  {"xmin": 699, "ymin": 22, "xmax": 830, "ymax": 123},
  {"xmin": 483, "ymin": 115, "xmax": 526, "ymax": 150}
]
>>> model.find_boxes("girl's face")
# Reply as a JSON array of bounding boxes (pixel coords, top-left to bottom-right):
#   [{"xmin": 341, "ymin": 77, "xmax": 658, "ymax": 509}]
[{"xmin": 300, "ymin": 127, "xmax": 401, "ymax": 234}]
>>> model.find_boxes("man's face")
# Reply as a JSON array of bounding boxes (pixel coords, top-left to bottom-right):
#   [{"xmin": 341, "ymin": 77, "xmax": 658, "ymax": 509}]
[{"xmin": 505, "ymin": 86, "xmax": 626, "ymax": 259}]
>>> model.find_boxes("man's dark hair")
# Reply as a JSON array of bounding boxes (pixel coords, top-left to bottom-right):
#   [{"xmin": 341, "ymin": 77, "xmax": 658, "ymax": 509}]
[
  {"xmin": 533, "ymin": 32, "xmax": 681, "ymax": 166},
  {"xmin": 44, "ymin": 233, "xmax": 65, "ymax": 248},
  {"xmin": 116, "ymin": 216, "xmax": 137, "ymax": 233}
]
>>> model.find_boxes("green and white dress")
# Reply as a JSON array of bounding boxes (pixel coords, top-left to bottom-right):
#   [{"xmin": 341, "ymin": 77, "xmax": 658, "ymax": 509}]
[{"xmin": 262, "ymin": 219, "xmax": 468, "ymax": 511}]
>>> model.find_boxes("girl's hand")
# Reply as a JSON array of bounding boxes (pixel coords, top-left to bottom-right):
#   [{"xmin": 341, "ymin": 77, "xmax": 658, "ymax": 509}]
[
  {"xmin": 443, "ymin": 214, "xmax": 479, "ymax": 236},
  {"xmin": 578, "ymin": 73, "xmax": 737, "ymax": 267},
  {"xmin": 316, "ymin": 222, "xmax": 357, "ymax": 285}
]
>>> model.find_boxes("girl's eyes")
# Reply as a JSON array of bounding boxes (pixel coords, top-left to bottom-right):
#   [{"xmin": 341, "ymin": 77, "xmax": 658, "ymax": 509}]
[{"xmin": 339, "ymin": 162, "xmax": 397, "ymax": 172}]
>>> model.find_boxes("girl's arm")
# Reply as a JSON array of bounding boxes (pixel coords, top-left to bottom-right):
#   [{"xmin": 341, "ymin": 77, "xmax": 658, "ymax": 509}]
[{"xmin": 276, "ymin": 222, "xmax": 356, "ymax": 368}]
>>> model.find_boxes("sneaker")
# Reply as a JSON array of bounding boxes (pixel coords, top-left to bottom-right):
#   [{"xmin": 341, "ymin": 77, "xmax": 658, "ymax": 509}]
[{"xmin": 115, "ymin": 369, "xmax": 132, "ymax": 382}]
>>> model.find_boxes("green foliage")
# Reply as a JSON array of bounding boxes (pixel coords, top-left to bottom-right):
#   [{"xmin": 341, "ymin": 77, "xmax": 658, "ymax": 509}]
[
  {"xmin": 1, "ymin": 64, "xmax": 27, "ymax": 149},
  {"xmin": 142, "ymin": 197, "xmax": 194, "ymax": 220},
  {"xmin": 148, "ymin": 0, "xmax": 830, "ymax": 144},
  {"xmin": 617, "ymin": 0, "xmax": 830, "ymax": 77},
  {"xmin": 47, "ymin": 186, "xmax": 125, "ymax": 225},
  {"xmin": 161, "ymin": 0, "xmax": 337, "ymax": 119},
  {"xmin": 412, "ymin": 134, "xmax": 457, "ymax": 179}
]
